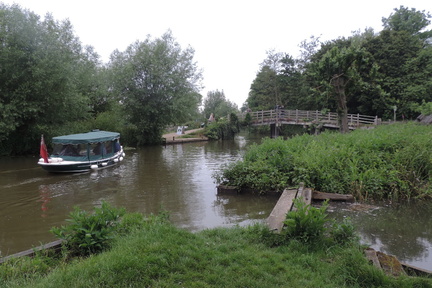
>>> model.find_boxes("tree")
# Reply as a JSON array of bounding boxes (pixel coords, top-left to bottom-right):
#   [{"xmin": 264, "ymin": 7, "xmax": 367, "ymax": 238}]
[
  {"xmin": 382, "ymin": 5, "xmax": 432, "ymax": 41},
  {"xmin": 363, "ymin": 30, "xmax": 425, "ymax": 118},
  {"xmin": 0, "ymin": 4, "xmax": 96, "ymax": 154},
  {"xmin": 311, "ymin": 46, "xmax": 369, "ymax": 133},
  {"xmin": 298, "ymin": 35, "xmax": 321, "ymax": 71},
  {"xmin": 247, "ymin": 65, "xmax": 278, "ymax": 110},
  {"xmin": 202, "ymin": 90, "xmax": 238, "ymax": 120},
  {"xmin": 278, "ymin": 54, "xmax": 310, "ymax": 110},
  {"xmin": 109, "ymin": 31, "xmax": 202, "ymax": 145}
]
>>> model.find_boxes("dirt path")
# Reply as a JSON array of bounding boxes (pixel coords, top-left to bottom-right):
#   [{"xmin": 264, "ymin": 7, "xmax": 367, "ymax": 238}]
[{"xmin": 162, "ymin": 128, "xmax": 207, "ymax": 144}]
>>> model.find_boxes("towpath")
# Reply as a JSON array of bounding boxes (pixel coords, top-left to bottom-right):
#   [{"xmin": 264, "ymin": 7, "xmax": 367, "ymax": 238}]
[{"xmin": 162, "ymin": 128, "xmax": 208, "ymax": 144}]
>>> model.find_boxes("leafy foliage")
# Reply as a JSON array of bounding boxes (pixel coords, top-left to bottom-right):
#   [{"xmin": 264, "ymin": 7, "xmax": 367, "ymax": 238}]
[
  {"xmin": 0, "ymin": 206, "xmax": 429, "ymax": 287},
  {"xmin": 109, "ymin": 31, "xmax": 202, "ymax": 145},
  {"xmin": 50, "ymin": 202, "xmax": 125, "ymax": 257},
  {"xmin": 382, "ymin": 5, "xmax": 432, "ymax": 40},
  {"xmin": 1, "ymin": 4, "xmax": 432, "ymax": 155},
  {"xmin": 215, "ymin": 123, "xmax": 432, "ymax": 200},
  {"xmin": 330, "ymin": 217, "xmax": 359, "ymax": 245},
  {"xmin": 204, "ymin": 113, "xmax": 240, "ymax": 140},
  {"xmin": 283, "ymin": 199, "xmax": 329, "ymax": 243},
  {"xmin": 282, "ymin": 199, "xmax": 358, "ymax": 246},
  {"xmin": 202, "ymin": 89, "xmax": 238, "ymax": 120},
  {"xmin": 246, "ymin": 6, "xmax": 432, "ymax": 122},
  {"xmin": 0, "ymin": 4, "xmax": 99, "ymax": 154}
]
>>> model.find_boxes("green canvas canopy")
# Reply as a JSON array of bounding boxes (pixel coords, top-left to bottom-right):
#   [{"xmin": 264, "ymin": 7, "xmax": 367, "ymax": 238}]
[{"xmin": 52, "ymin": 131, "xmax": 120, "ymax": 145}]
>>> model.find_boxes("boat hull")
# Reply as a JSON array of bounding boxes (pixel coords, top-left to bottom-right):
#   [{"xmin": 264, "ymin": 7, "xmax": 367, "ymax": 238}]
[{"xmin": 38, "ymin": 151, "xmax": 125, "ymax": 173}]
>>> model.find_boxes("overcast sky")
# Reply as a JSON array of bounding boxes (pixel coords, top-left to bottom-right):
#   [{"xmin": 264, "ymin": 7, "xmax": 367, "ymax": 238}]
[{"xmin": 2, "ymin": 0, "xmax": 431, "ymax": 107}]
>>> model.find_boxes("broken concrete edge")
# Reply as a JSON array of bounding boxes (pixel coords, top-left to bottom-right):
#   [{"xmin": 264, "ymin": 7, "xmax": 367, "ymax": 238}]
[{"xmin": 364, "ymin": 247, "xmax": 432, "ymax": 277}]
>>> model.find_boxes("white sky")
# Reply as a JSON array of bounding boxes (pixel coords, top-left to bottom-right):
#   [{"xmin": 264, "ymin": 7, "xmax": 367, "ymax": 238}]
[{"xmin": 2, "ymin": 0, "xmax": 431, "ymax": 107}]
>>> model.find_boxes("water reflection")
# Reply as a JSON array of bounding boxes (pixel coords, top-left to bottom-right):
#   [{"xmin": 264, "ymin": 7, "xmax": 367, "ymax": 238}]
[
  {"xmin": 0, "ymin": 136, "xmax": 272, "ymax": 257},
  {"xmin": 328, "ymin": 201, "xmax": 432, "ymax": 270},
  {"xmin": 1, "ymin": 135, "xmax": 431, "ymax": 271}
]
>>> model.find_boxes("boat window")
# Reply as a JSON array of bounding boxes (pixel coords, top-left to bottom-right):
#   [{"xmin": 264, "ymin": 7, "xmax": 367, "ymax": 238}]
[
  {"xmin": 90, "ymin": 142, "xmax": 107, "ymax": 156},
  {"xmin": 105, "ymin": 142, "xmax": 113, "ymax": 154},
  {"xmin": 53, "ymin": 144, "xmax": 84, "ymax": 156}
]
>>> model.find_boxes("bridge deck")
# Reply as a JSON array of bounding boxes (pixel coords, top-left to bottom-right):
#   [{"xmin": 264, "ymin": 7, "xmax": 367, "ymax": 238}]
[{"xmin": 240, "ymin": 109, "xmax": 381, "ymax": 129}]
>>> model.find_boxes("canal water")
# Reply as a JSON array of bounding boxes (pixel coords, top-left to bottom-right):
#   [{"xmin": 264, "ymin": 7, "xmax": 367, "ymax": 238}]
[{"xmin": 0, "ymin": 134, "xmax": 431, "ymax": 271}]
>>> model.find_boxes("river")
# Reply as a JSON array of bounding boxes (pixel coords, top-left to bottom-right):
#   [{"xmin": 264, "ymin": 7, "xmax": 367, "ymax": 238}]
[{"xmin": 0, "ymin": 134, "xmax": 431, "ymax": 271}]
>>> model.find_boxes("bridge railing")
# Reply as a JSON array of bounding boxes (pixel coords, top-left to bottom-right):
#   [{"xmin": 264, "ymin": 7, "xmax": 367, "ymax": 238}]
[{"xmin": 239, "ymin": 109, "xmax": 381, "ymax": 128}]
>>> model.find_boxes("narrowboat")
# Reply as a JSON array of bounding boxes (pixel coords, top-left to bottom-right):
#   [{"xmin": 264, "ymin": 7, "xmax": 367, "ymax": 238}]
[{"xmin": 38, "ymin": 130, "xmax": 125, "ymax": 173}]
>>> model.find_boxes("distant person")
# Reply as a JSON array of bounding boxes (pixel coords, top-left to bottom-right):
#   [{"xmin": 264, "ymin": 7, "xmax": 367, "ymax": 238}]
[{"xmin": 208, "ymin": 113, "xmax": 215, "ymax": 122}]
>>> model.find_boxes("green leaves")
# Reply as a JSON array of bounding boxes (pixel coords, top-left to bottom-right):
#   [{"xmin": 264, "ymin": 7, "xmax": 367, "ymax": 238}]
[
  {"xmin": 109, "ymin": 31, "xmax": 203, "ymax": 145},
  {"xmin": 216, "ymin": 123, "xmax": 432, "ymax": 200},
  {"xmin": 202, "ymin": 90, "xmax": 238, "ymax": 120},
  {"xmin": 0, "ymin": 4, "xmax": 96, "ymax": 153},
  {"xmin": 283, "ymin": 199, "xmax": 329, "ymax": 243},
  {"xmin": 50, "ymin": 202, "xmax": 126, "ymax": 257},
  {"xmin": 382, "ymin": 5, "xmax": 432, "ymax": 39}
]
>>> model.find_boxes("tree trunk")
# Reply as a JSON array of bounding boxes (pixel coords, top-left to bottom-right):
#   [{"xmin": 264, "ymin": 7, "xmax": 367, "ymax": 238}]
[{"xmin": 331, "ymin": 74, "xmax": 349, "ymax": 133}]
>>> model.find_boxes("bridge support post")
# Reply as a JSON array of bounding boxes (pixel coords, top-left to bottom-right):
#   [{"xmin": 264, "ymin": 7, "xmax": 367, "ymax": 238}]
[{"xmin": 270, "ymin": 123, "xmax": 279, "ymax": 138}]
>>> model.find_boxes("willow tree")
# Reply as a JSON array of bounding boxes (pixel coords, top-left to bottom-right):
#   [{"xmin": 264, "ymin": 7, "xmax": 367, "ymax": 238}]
[{"xmin": 109, "ymin": 31, "xmax": 202, "ymax": 145}]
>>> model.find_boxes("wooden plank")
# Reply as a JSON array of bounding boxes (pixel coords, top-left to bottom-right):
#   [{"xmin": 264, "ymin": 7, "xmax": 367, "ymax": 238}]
[
  {"xmin": 299, "ymin": 187, "xmax": 312, "ymax": 206},
  {"xmin": 216, "ymin": 185, "xmax": 239, "ymax": 195},
  {"xmin": 0, "ymin": 239, "xmax": 64, "ymax": 264},
  {"xmin": 401, "ymin": 262, "xmax": 432, "ymax": 276},
  {"xmin": 312, "ymin": 191, "xmax": 354, "ymax": 202},
  {"xmin": 267, "ymin": 188, "xmax": 298, "ymax": 233}
]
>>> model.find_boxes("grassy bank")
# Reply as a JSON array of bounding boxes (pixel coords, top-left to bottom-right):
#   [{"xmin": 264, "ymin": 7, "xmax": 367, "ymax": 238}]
[
  {"xmin": 215, "ymin": 122, "xmax": 432, "ymax": 201},
  {"xmin": 1, "ymin": 214, "xmax": 431, "ymax": 288}
]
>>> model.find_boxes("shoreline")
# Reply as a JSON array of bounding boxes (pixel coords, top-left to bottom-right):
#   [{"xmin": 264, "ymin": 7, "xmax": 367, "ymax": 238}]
[{"xmin": 162, "ymin": 128, "xmax": 208, "ymax": 145}]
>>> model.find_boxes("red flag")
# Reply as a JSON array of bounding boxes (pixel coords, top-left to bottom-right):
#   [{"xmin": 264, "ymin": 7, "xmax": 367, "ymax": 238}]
[{"xmin": 40, "ymin": 135, "xmax": 49, "ymax": 163}]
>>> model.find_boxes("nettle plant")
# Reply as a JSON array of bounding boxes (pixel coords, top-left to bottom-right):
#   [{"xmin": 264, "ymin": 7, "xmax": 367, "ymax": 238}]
[{"xmin": 51, "ymin": 202, "xmax": 125, "ymax": 257}]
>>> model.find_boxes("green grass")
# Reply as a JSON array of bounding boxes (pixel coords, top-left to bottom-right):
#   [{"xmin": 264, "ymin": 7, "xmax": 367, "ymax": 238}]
[
  {"xmin": 1, "ymin": 220, "xmax": 431, "ymax": 287},
  {"xmin": 216, "ymin": 122, "xmax": 432, "ymax": 200}
]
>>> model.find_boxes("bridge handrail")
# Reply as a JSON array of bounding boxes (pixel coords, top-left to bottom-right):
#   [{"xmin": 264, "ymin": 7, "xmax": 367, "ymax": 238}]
[{"xmin": 240, "ymin": 109, "xmax": 381, "ymax": 127}]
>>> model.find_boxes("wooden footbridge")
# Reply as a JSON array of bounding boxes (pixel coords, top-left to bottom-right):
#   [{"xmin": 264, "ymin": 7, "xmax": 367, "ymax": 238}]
[{"xmin": 239, "ymin": 109, "xmax": 382, "ymax": 136}]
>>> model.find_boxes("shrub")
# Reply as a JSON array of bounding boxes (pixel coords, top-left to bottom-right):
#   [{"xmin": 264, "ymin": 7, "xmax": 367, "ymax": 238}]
[
  {"xmin": 283, "ymin": 199, "xmax": 329, "ymax": 244},
  {"xmin": 330, "ymin": 218, "xmax": 358, "ymax": 245},
  {"xmin": 215, "ymin": 123, "xmax": 432, "ymax": 200},
  {"xmin": 204, "ymin": 114, "xmax": 240, "ymax": 140},
  {"xmin": 50, "ymin": 202, "xmax": 125, "ymax": 257},
  {"xmin": 281, "ymin": 199, "xmax": 358, "ymax": 247}
]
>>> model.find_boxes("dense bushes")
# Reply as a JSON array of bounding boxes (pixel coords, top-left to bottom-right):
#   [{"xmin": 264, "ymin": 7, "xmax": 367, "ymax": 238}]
[
  {"xmin": 204, "ymin": 113, "xmax": 240, "ymax": 140},
  {"xmin": 215, "ymin": 122, "xmax": 432, "ymax": 200}
]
